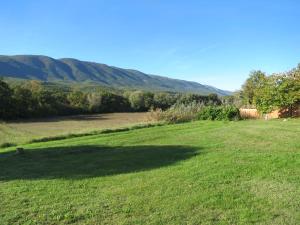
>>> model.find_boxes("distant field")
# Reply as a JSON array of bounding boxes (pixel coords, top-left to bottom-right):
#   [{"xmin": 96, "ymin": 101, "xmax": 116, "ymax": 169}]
[
  {"xmin": 0, "ymin": 113, "xmax": 148, "ymax": 146},
  {"xmin": 0, "ymin": 119, "xmax": 299, "ymax": 224}
]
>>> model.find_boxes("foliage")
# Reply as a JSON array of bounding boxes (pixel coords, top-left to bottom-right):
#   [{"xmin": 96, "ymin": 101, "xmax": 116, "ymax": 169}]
[
  {"xmin": 128, "ymin": 91, "xmax": 154, "ymax": 111},
  {"xmin": 67, "ymin": 90, "xmax": 89, "ymax": 112},
  {"xmin": 0, "ymin": 142, "xmax": 16, "ymax": 148},
  {"xmin": 13, "ymin": 86, "xmax": 39, "ymax": 118},
  {"xmin": 252, "ymin": 76, "xmax": 278, "ymax": 113},
  {"xmin": 87, "ymin": 91, "xmax": 131, "ymax": 113},
  {"xmin": 153, "ymin": 92, "xmax": 177, "ymax": 110},
  {"xmin": 0, "ymin": 79, "xmax": 223, "ymax": 120},
  {"xmin": 147, "ymin": 103, "xmax": 205, "ymax": 123},
  {"xmin": 148, "ymin": 103, "xmax": 240, "ymax": 123},
  {"xmin": 277, "ymin": 68, "xmax": 300, "ymax": 109},
  {"xmin": 241, "ymin": 70, "xmax": 267, "ymax": 106},
  {"xmin": 240, "ymin": 65, "xmax": 300, "ymax": 114},
  {"xmin": 0, "ymin": 78, "xmax": 13, "ymax": 119},
  {"xmin": 197, "ymin": 106, "xmax": 241, "ymax": 121},
  {"xmin": 221, "ymin": 92, "xmax": 243, "ymax": 108},
  {"xmin": 177, "ymin": 93, "xmax": 221, "ymax": 106}
]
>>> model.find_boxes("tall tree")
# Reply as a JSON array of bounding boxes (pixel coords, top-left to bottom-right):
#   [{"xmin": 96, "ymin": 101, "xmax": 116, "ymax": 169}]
[
  {"xmin": 13, "ymin": 86, "xmax": 39, "ymax": 118},
  {"xmin": 0, "ymin": 79, "xmax": 13, "ymax": 119},
  {"xmin": 241, "ymin": 70, "xmax": 267, "ymax": 106},
  {"xmin": 253, "ymin": 75, "xmax": 277, "ymax": 113},
  {"xmin": 67, "ymin": 90, "xmax": 88, "ymax": 112}
]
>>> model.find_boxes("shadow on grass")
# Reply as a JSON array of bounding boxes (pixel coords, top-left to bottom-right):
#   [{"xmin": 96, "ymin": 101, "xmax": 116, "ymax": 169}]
[{"xmin": 0, "ymin": 145, "xmax": 199, "ymax": 181}]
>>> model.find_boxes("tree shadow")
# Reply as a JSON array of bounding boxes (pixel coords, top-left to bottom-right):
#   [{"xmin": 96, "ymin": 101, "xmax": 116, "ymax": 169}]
[{"xmin": 0, "ymin": 145, "xmax": 199, "ymax": 181}]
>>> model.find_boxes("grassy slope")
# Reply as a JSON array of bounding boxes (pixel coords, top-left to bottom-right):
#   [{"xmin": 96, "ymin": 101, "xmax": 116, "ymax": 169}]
[{"xmin": 0, "ymin": 119, "xmax": 299, "ymax": 224}]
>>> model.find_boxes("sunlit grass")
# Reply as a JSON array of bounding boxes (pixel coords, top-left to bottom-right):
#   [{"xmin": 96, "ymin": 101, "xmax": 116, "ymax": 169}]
[{"xmin": 0, "ymin": 119, "xmax": 299, "ymax": 224}]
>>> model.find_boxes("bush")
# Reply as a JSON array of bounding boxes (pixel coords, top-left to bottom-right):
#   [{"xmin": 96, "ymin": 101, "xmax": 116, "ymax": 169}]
[
  {"xmin": 198, "ymin": 106, "xmax": 240, "ymax": 121},
  {"xmin": 153, "ymin": 92, "xmax": 177, "ymax": 110},
  {"xmin": 88, "ymin": 92, "xmax": 131, "ymax": 113},
  {"xmin": 128, "ymin": 91, "xmax": 154, "ymax": 111},
  {"xmin": 0, "ymin": 142, "xmax": 16, "ymax": 148},
  {"xmin": 177, "ymin": 93, "xmax": 221, "ymax": 106},
  {"xmin": 147, "ymin": 103, "xmax": 204, "ymax": 123},
  {"xmin": 148, "ymin": 104, "xmax": 240, "ymax": 123}
]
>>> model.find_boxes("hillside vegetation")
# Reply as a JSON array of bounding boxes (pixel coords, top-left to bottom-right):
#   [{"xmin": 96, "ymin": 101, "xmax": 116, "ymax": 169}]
[
  {"xmin": 0, "ymin": 55, "xmax": 230, "ymax": 95},
  {"xmin": 1, "ymin": 119, "xmax": 299, "ymax": 224},
  {"xmin": 0, "ymin": 78, "xmax": 224, "ymax": 120}
]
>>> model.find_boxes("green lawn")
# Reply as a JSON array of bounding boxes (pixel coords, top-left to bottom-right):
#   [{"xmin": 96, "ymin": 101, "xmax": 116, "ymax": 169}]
[{"xmin": 0, "ymin": 119, "xmax": 299, "ymax": 224}]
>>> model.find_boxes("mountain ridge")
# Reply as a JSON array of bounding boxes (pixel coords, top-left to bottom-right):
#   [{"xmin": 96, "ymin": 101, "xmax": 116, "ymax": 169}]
[{"xmin": 0, "ymin": 55, "xmax": 231, "ymax": 95}]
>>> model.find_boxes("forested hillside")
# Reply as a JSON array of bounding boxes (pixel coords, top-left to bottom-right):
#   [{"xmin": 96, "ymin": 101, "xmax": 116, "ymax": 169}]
[{"xmin": 0, "ymin": 55, "xmax": 230, "ymax": 95}]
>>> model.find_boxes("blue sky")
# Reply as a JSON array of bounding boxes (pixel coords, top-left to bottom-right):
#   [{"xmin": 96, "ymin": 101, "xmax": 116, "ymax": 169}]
[{"xmin": 1, "ymin": 0, "xmax": 300, "ymax": 90}]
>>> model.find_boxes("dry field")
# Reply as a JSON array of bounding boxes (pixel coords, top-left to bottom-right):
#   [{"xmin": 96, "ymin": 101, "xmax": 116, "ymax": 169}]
[{"xmin": 0, "ymin": 112, "xmax": 148, "ymax": 146}]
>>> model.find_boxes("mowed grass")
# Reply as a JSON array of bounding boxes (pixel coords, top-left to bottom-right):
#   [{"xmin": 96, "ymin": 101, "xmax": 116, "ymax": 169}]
[
  {"xmin": 0, "ymin": 112, "xmax": 148, "ymax": 146},
  {"xmin": 0, "ymin": 119, "xmax": 299, "ymax": 224}
]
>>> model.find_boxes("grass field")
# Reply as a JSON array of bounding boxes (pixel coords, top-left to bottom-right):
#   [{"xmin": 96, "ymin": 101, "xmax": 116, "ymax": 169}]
[
  {"xmin": 0, "ymin": 119, "xmax": 299, "ymax": 224},
  {"xmin": 0, "ymin": 113, "xmax": 147, "ymax": 146}
]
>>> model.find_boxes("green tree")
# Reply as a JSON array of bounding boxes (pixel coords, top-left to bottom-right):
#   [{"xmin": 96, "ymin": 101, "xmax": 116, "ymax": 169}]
[
  {"xmin": 253, "ymin": 76, "xmax": 277, "ymax": 113},
  {"xmin": 0, "ymin": 79, "xmax": 13, "ymax": 119},
  {"xmin": 88, "ymin": 91, "xmax": 131, "ymax": 113},
  {"xmin": 241, "ymin": 70, "xmax": 267, "ymax": 106},
  {"xmin": 67, "ymin": 90, "xmax": 88, "ymax": 112},
  {"xmin": 128, "ymin": 91, "xmax": 154, "ymax": 111},
  {"xmin": 87, "ymin": 92, "xmax": 102, "ymax": 112},
  {"xmin": 247, "ymin": 65, "xmax": 300, "ymax": 115},
  {"xmin": 275, "ymin": 67, "xmax": 300, "ymax": 115},
  {"xmin": 13, "ymin": 86, "xmax": 39, "ymax": 118},
  {"xmin": 177, "ymin": 93, "xmax": 221, "ymax": 106},
  {"xmin": 153, "ymin": 92, "xmax": 176, "ymax": 110},
  {"xmin": 37, "ymin": 89, "xmax": 70, "ymax": 116}
]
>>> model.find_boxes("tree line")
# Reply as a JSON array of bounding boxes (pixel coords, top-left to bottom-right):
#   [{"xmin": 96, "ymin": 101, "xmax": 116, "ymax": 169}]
[
  {"xmin": 238, "ymin": 64, "xmax": 300, "ymax": 114},
  {"xmin": 0, "ymin": 79, "xmax": 221, "ymax": 120}
]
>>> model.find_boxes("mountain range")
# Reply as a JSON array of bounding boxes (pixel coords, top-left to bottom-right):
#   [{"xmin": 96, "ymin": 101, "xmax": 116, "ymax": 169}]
[{"xmin": 0, "ymin": 55, "xmax": 231, "ymax": 95}]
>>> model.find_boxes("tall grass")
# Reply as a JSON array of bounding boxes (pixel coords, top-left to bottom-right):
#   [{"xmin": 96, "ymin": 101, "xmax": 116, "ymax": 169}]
[
  {"xmin": 148, "ymin": 103, "xmax": 241, "ymax": 123},
  {"xmin": 147, "ymin": 102, "xmax": 204, "ymax": 123}
]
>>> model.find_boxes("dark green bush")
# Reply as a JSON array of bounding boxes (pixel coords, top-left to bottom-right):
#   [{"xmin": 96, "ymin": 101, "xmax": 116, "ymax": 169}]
[
  {"xmin": 0, "ymin": 142, "xmax": 16, "ymax": 148},
  {"xmin": 198, "ymin": 106, "xmax": 240, "ymax": 121}
]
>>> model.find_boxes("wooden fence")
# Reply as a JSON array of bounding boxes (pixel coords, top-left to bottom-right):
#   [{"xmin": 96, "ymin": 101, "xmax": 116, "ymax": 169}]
[{"xmin": 239, "ymin": 106, "xmax": 300, "ymax": 119}]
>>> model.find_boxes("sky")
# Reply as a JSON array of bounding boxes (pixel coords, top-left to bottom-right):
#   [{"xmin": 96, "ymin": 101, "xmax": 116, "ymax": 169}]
[{"xmin": 1, "ymin": 0, "xmax": 300, "ymax": 91}]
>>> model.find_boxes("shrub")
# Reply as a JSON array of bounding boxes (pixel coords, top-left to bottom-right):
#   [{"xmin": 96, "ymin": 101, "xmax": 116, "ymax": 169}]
[
  {"xmin": 177, "ymin": 93, "xmax": 221, "ymax": 106},
  {"xmin": 128, "ymin": 91, "xmax": 154, "ymax": 111},
  {"xmin": 0, "ymin": 142, "xmax": 16, "ymax": 148},
  {"xmin": 147, "ymin": 102, "xmax": 204, "ymax": 123},
  {"xmin": 153, "ymin": 92, "xmax": 177, "ymax": 110},
  {"xmin": 198, "ymin": 106, "xmax": 240, "ymax": 121}
]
